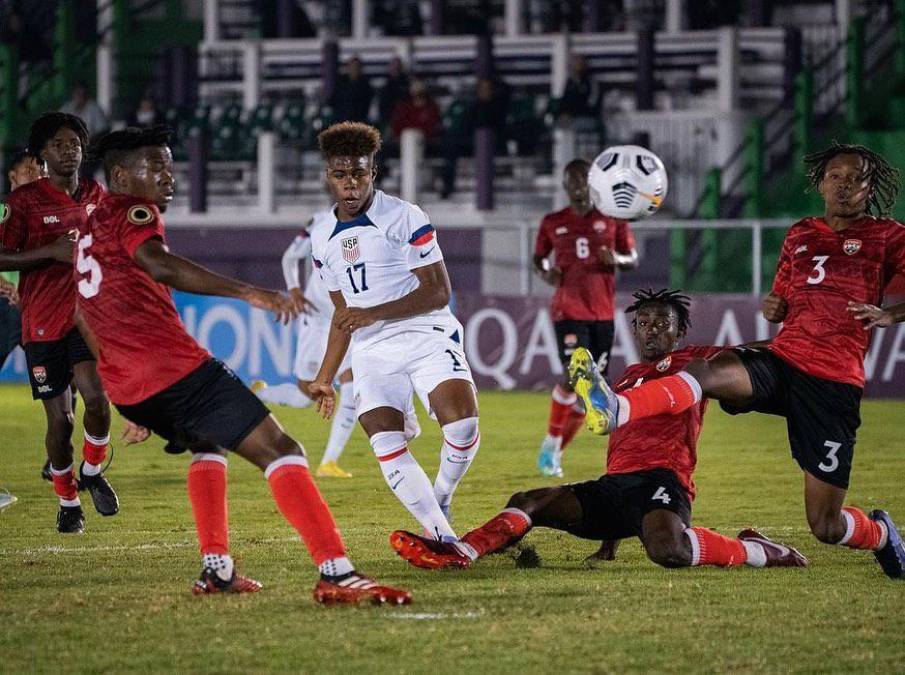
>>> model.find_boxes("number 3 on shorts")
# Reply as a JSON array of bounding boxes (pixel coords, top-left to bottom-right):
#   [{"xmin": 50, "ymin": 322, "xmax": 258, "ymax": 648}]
[{"xmin": 817, "ymin": 440, "xmax": 841, "ymax": 473}]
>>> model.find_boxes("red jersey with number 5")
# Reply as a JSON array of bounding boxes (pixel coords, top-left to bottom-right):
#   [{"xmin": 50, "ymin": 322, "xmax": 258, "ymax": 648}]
[
  {"xmin": 769, "ymin": 216, "xmax": 905, "ymax": 388},
  {"xmin": 75, "ymin": 193, "xmax": 209, "ymax": 405},
  {"xmin": 607, "ymin": 345, "xmax": 724, "ymax": 499},
  {"xmin": 0, "ymin": 177, "xmax": 105, "ymax": 343},
  {"xmin": 534, "ymin": 207, "xmax": 635, "ymax": 321}
]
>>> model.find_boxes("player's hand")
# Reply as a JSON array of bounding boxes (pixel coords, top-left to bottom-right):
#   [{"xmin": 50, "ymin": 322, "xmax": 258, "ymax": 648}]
[
  {"xmin": 598, "ymin": 246, "xmax": 617, "ymax": 268},
  {"xmin": 121, "ymin": 420, "xmax": 151, "ymax": 445},
  {"xmin": 308, "ymin": 381, "xmax": 336, "ymax": 419},
  {"xmin": 761, "ymin": 292, "xmax": 788, "ymax": 323},
  {"xmin": 48, "ymin": 232, "xmax": 76, "ymax": 262},
  {"xmin": 847, "ymin": 301, "xmax": 894, "ymax": 329},
  {"xmin": 290, "ymin": 288, "xmax": 317, "ymax": 315},
  {"xmin": 544, "ymin": 266, "xmax": 563, "ymax": 287},
  {"xmin": 245, "ymin": 288, "xmax": 302, "ymax": 324},
  {"xmin": 334, "ymin": 306, "xmax": 378, "ymax": 333},
  {"xmin": 0, "ymin": 279, "xmax": 18, "ymax": 305}
]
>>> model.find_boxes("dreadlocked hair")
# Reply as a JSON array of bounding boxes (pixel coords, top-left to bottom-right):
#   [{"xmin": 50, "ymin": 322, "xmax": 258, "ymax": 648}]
[
  {"xmin": 27, "ymin": 112, "xmax": 90, "ymax": 155},
  {"xmin": 318, "ymin": 121, "xmax": 382, "ymax": 159},
  {"xmin": 91, "ymin": 125, "xmax": 173, "ymax": 182},
  {"xmin": 804, "ymin": 142, "xmax": 901, "ymax": 217},
  {"xmin": 626, "ymin": 288, "xmax": 692, "ymax": 334}
]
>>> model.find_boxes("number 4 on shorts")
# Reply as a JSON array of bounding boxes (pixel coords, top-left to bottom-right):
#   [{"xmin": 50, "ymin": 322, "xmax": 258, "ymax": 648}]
[{"xmin": 651, "ymin": 486, "xmax": 671, "ymax": 504}]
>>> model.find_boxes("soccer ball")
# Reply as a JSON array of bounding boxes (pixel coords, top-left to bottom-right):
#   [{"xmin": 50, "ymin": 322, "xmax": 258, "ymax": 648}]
[{"xmin": 587, "ymin": 145, "xmax": 668, "ymax": 220}]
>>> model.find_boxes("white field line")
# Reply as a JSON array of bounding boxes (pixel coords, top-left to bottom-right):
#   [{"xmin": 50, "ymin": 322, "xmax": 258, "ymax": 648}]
[
  {"xmin": 386, "ymin": 611, "xmax": 484, "ymax": 621},
  {"xmin": 0, "ymin": 535, "xmax": 300, "ymax": 557}
]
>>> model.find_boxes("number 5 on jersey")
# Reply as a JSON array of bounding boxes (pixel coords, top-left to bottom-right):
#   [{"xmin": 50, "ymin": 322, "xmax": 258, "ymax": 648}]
[{"xmin": 77, "ymin": 234, "xmax": 102, "ymax": 298}]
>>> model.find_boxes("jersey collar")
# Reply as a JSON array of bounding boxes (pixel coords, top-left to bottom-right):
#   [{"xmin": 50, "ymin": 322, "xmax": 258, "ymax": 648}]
[{"xmin": 329, "ymin": 191, "xmax": 382, "ymax": 239}]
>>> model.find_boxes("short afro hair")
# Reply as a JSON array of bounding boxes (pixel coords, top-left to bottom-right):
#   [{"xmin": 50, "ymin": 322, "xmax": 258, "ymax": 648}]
[
  {"xmin": 28, "ymin": 112, "xmax": 90, "ymax": 155},
  {"xmin": 91, "ymin": 125, "xmax": 173, "ymax": 182},
  {"xmin": 318, "ymin": 121, "xmax": 382, "ymax": 160}
]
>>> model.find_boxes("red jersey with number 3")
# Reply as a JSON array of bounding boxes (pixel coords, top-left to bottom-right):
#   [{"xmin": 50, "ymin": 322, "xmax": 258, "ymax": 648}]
[
  {"xmin": 769, "ymin": 216, "xmax": 905, "ymax": 388},
  {"xmin": 0, "ymin": 177, "xmax": 105, "ymax": 343},
  {"xmin": 75, "ymin": 193, "xmax": 209, "ymax": 405},
  {"xmin": 534, "ymin": 207, "xmax": 635, "ymax": 321},
  {"xmin": 607, "ymin": 345, "xmax": 724, "ymax": 499}
]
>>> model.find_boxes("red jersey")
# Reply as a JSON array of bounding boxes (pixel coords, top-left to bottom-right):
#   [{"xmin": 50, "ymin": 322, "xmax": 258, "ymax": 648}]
[
  {"xmin": 769, "ymin": 216, "xmax": 905, "ymax": 388},
  {"xmin": 74, "ymin": 194, "xmax": 209, "ymax": 405},
  {"xmin": 607, "ymin": 345, "xmax": 724, "ymax": 499},
  {"xmin": 534, "ymin": 207, "xmax": 635, "ymax": 321},
  {"xmin": 0, "ymin": 177, "xmax": 105, "ymax": 343}
]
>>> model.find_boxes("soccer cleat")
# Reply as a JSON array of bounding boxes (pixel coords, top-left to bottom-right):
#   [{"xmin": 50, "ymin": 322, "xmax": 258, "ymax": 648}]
[
  {"xmin": 738, "ymin": 529, "xmax": 808, "ymax": 567},
  {"xmin": 869, "ymin": 510, "xmax": 905, "ymax": 579},
  {"xmin": 390, "ymin": 530, "xmax": 472, "ymax": 570},
  {"xmin": 313, "ymin": 573, "xmax": 412, "ymax": 605},
  {"xmin": 536, "ymin": 436, "xmax": 563, "ymax": 477},
  {"xmin": 316, "ymin": 461, "xmax": 353, "ymax": 478},
  {"xmin": 569, "ymin": 347, "xmax": 619, "ymax": 435},
  {"xmin": 0, "ymin": 490, "xmax": 17, "ymax": 511},
  {"xmin": 57, "ymin": 505, "xmax": 85, "ymax": 534},
  {"xmin": 192, "ymin": 567, "xmax": 263, "ymax": 595},
  {"xmin": 250, "ymin": 380, "xmax": 267, "ymax": 395},
  {"xmin": 78, "ymin": 462, "xmax": 119, "ymax": 516},
  {"xmin": 41, "ymin": 459, "xmax": 52, "ymax": 482}
]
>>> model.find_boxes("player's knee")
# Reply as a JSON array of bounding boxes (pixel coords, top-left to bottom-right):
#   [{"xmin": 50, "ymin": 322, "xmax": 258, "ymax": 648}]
[
  {"xmin": 272, "ymin": 432, "xmax": 306, "ymax": 459},
  {"xmin": 644, "ymin": 536, "xmax": 692, "ymax": 568},
  {"xmin": 47, "ymin": 409, "xmax": 75, "ymax": 439},
  {"xmin": 369, "ymin": 430, "xmax": 407, "ymax": 459},
  {"xmin": 442, "ymin": 416, "xmax": 479, "ymax": 447},
  {"xmin": 80, "ymin": 390, "xmax": 109, "ymax": 417}
]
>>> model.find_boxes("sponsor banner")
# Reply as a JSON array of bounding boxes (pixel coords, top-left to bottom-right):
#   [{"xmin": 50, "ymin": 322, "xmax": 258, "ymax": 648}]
[{"xmin": 3, "ymin": 292, "xmax": 905, "ymax": 397}]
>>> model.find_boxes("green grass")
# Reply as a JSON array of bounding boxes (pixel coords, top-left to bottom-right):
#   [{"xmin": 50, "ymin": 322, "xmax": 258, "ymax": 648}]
[{"xmin": 1, "ymin": 385, "xmax": 903, "ymax": 673}]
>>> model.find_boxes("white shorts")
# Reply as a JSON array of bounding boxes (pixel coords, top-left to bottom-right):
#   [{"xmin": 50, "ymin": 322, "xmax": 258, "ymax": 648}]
[
  {"xmin": 292, "ymin": 314, "xmax": 351, "ymax": 382},
  {"xmin": 352, "ymin": 326, "xmax": 475, "ymax": 417}
]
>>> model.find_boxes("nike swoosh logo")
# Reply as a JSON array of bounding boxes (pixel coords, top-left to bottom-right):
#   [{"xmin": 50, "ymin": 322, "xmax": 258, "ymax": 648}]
[
  {"xmin": 391, "ymin": 478, "xmax": 404, "ymax": 490},
  {"xmin": 419, "ymin": 247, "xmax": 436, "ymax": 258}
]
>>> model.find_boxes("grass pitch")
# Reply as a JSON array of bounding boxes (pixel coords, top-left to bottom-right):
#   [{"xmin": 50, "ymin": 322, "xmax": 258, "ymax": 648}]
[{"xmin": 1, "ymin": 385, "xmax": 903, "ymax": 673}]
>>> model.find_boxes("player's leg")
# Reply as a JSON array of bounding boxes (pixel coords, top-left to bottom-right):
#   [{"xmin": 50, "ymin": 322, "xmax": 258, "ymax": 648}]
[
  {"xmin": 538, "ymin": 321, "xmax": 585, "ymax": 476},
  {"xmin": 427, "ymin": 378, "xmax": 480, "ymax": 519},
  {"xmin": 317, "ymin": 368, "xmax": 355, "ymax": 478},
  {"xmin": 255, "ymin": 313, "xmax": 327, "ymax": 408}
]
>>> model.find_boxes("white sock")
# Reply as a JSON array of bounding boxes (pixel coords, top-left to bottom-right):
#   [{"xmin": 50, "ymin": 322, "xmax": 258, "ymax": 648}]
[
  {"xmin": 741, "ymin": 541, "xmax": 767, "ymax": 568},
  {"xmin": 370, "ymin": 431, "xmax": 456, "ymax": 540},
  {"xmin": 434, "ymin": 417, "xmax": 480, "ymax": 510},
  {"xmin": 322, "ymin": 382, "xmax": 357, "ymax": 464},
  {"xmin": 203, "ymin": 553, "xmax": 234, "ymax": 581},
  {"xmin": 257, "ymin": 383, "xmax": 313, "ymax": 409},
  {"xmin": 319, "ymin": 556, "xmax": 354, "ymax": 578},
  {"xmin": 81, "ymin": 461, "xmax": 102, "ymax": 476}
]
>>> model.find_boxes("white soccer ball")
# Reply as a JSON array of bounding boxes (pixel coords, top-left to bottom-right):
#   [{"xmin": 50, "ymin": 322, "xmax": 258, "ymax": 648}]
[{"xmin": 587, "ymin": 145, "xmax": 668, "ymax": 220}]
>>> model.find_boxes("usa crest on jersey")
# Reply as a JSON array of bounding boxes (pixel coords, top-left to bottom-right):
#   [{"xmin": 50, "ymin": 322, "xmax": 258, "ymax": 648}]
[{"xmin": 342, "ymin": 236, "xmax": 360, "ymax": 263}]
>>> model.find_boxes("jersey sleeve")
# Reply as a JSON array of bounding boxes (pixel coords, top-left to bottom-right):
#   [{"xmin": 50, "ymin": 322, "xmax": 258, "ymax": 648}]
[
  {"xmin": 310, "ymin": 237, "xmax": 341, "ymax": 292},
  {"xmin": 119, "ymin": 203, "xmax": 165, "ymax": 258},
  {"xmin": 0, "ymin": 196, "xmax": 27, "ymax": 252},
  {"xmin": 281, "ymin": 230, "xmax": 312, "ymax": 290},
  {"xmin": 771, "ymin": 231, "xmax": 794, "ymax": 299},
  {"xmin": 615, "ymin": 219, "xmax": 636, "ymax": 254},
  {"xmin": 534, "ymin": 217, "xmax": 553, "ymax": 258},
  {"xmin": 886, "ymin": 220, "xmax": 905, "ymax": 281},
  {"xmin": 386, "ymin": 202, "xmax": 444, "ymax": 270}
]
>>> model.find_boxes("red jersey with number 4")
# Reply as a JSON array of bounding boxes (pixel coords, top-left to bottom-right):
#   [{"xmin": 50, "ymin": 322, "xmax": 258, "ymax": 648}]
[
  {"xmin": 75, "ymin": 193, "xmax": 209, "ymax": 405},
  {"xmin": 0, "ymin": 177, "xmax": 105, "ymax": 343},
  {"xmin": 769, "ymin": 216, "xmax": 905, "ymax": 388},
  {"xmin": 534, "ymin": 207, "xmax": 635, "ymax": 321},
  {"xmin": 607, "ymin": 345, "xmax": 724, "ymax": 499}
]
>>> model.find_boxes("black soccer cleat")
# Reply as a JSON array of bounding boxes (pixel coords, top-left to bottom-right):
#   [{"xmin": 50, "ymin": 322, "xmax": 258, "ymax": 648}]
[
  {"xmin": 41, "ymin": 459, "xmax": 52, "ymax": 482},
  {"xmin": 192, "ymin": 567, "xmax": 263, "ymax": 595},
  {"xmin": 869, "ymin": 510, "xmax": 905, "ymax": 579},
  {"xmin": 78, "ymin": 462, "xmax": 119, "ymax": 516},
  {"xmin": 57, "ymin": 505, "xmax": 85, "ymax": 534}
]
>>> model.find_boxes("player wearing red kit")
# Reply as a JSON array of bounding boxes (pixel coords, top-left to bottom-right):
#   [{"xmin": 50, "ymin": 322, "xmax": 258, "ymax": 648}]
[
  {"xmin": 574, "ymin": 144, "xmax": 905, "ymax": 579},
  {"xmin": 390, "ymin": 290, "xmax": 806, "ymax": 571},
  {"xmin": 0, "ymin": 113, "xmax": 117, "ymax": 534},
  {"xmin": 534, "ymin": 159, "xmax": 637, "ymax": 478},
  {"xmin": 76, "ymin": 126, "xmax": 411, "ymax": 604}
]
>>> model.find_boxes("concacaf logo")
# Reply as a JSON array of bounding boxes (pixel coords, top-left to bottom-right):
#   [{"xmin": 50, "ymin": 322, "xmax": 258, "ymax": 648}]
[
  {"xmin": 0, "ymin": 203, "xmax": 10, "ymax": 225},
  {"xmin": 127, "ymin": 205, "xmax": 154, "ymax": 226}
]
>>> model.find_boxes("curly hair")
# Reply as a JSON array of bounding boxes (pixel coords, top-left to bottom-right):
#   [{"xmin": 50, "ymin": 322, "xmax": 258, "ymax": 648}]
[
  {"xmin": 90, "ymin": 125, "xmax": 173, "ymax": 182},
  {"xmin": 626, "ymin": 288, "xmax": 692, "ymax": 334},
  {"xmin": 804, "ymin": 142, "xmax": 901, "ymax": 217},
  {"xmin": 318, "ymin": 121, "xmax": 382, "ymax": 160},
  {"xmin": 27, "ymin": 112, "xmax": 90, "ymax": 155}
]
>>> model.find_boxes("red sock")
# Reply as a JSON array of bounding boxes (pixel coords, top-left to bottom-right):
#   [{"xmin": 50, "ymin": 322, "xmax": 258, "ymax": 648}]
[
  {"xmin": 462, "ymin": 508, "xmax": 532, "ymax": 557},
  {"xmin": 547, "ymin": 385, "xmax": 576, "ymax": 437},
  {"xmin": 50, "ymin": 464, "xmax": 79, "ymax": 505},
  {"xmin": 687, "ymin": 527, "xmax": 747, "ymax": 566},
  {"xmin": 266, "ymin": 456, "xmax": 346, "ymax": 566},
  {"xmin": 841, "ymin": 506, "xmax": 885, "ymax": 550},
  {"xmin": 82, "ymin": 432, "xmax": 109, "ymax": 465},
  {"xmin": 560, "ymin": 409, "xmax": 586, "ymax": 450},
  {"xmin": 622, "ymin": 373, "xmax": 700, "ymax": 422},
  {"xmin": 187, "ymin": 456, "xmax": 229, "ymax": 555}
]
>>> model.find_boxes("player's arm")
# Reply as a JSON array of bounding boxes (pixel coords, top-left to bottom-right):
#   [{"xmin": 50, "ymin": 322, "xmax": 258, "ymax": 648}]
[
  {"xmin": 763, "ymin": 234, "xmax": 793, "ymax": 323},
  {"xmin": 333, "ymin": 260, "xmax": 450, "ymax": 332},
  {"xmin": 0, "ymin": 234, "xmax": 74, "ymax": 271},
  {"xmin": 847, "ymin": 301, "xmax": 905, "ymax": 329},
  {"xmin": 600, "ymin": 219, "xmax": 639, "ymax": 270},
  {"xmin": 533, "ymin": 219, "xmax": 561, "ymax": 286},
  {"xmin": 309, "ymin": 290, "xmax": 351, "ymax": 419},
  {"xmin": 134, "ymin": 239, "xmax": 303, "ymax": 323},
  {"xmin": 281, "ymin": 232, "xmax": 317, "ymax": 314}
]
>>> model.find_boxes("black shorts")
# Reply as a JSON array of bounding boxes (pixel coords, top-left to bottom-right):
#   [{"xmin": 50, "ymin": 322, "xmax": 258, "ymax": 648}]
[
  {"xmin": 115, "ymin": 358, "xmax": 270, "ymax": 453},
  {"xmin": 566, "ymin": 468, "xmax": 692, "ymax": 540},
  {"xmin": 24, "ymin": 328, "xmax": 94, "ymax": 400},
  {"xmin": 554, "ymin": 320, "xmax": 615, "ymax": 374},
  {"xmin": 0, "ymin": 298, "xmax": 20, "ymax": 368},
  {"xmin": 719, "ymin": 347, "xmax": 861, "ymax": 489}
]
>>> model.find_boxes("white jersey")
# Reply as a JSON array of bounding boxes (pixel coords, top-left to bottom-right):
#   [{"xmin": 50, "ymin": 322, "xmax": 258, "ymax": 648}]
[
  {"xmin": 281, "ymin": 209, "xmax": 334, "ymax": 318},
  {"xmin": 310, "ymin": 190, "xmax": 453, "ymax": 351}
]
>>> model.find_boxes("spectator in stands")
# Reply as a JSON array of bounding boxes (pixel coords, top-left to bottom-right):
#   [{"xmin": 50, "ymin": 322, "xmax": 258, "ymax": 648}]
[
  {"xmin": 557, "ymin": 55, "xmax": 601, "ymax": 131},
  {"xmin": 378, "ymin": 57, "xmax": 410, "ymax": 128},
  {"xmin": 332, "ymin": 56, "xmax": 373, "ymax": 123},
  {"xmin": 127, "ymin": 93, "xmax": 161, "ymax": 128},
  {"xmin": 390, "ymin": 78, "xmax": 441, "ymax": 141},
  {"xmin": 59, "ymin": 81, "xmax": 109, "ymax": 138}
]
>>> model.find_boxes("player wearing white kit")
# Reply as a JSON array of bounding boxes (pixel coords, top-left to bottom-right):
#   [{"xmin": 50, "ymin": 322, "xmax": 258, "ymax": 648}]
[{"xmin": 309, "ymin": 122, "xmax": 480, "ymax": 543}]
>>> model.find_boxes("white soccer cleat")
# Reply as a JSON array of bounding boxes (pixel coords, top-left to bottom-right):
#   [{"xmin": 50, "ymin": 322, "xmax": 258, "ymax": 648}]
[{"xmin": 0, "ymin": 490, "xmax": 18, "ymax": 511}]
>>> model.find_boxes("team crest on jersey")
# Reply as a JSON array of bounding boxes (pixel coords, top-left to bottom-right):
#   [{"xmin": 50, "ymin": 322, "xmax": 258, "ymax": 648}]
[
  {"xmin": 656, "ymin": 356, "xmax": 672, "ymax": 372},
  {"xmin": 794, "ymin": 245, "xmax": 808, "ymax": 255},
  {"xmin": 341, "ymin": 236, "xmax": 360, "ymax": 263},
  {"xmin": 127, "ymin": 205, "xmax": 154, "ymax": 226},
  {"xmin": 593, "ymin": 220, "xmax": 607, "ymax": 232},
  {"xmin": 555, "ymin": 226, "xmax": 568, "ymax": 235},
  {"xmin": 32, "ymin": 366, "xmax": 47, "ymax": 384},
  {"xmin": 843, "ymin": 239, "xmax": 862, "ymax": 255},
  {"xmin": 86, "ymin": 203, "xmax": 96, "ymax": 216},
  {"xmin": 0, "ymin": 203, "xmax": 9, "ymax": 224}
]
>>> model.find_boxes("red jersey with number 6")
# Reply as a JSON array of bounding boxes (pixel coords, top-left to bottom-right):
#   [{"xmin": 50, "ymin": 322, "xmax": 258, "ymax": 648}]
[
  {"xmin": 607, "ymin": 345, "xmax": 724, "ymax": 499},
  {"xmin": 0, "ymin": 177, "xmax": 105, "ymax": 343},
  {"xmin": 75, "ymin": 193, "xmax": 209, "ymax": 405},
  {"xmin": 534, "ymin": 207, "xmax": 635, "ymax": 321},
  {"xmin": 769, "ymin": 216, "xmax": 905, "ymax": 388}
]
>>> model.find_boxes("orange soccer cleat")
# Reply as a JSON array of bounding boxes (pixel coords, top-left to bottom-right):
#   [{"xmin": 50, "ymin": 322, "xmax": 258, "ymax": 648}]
[
  {"xmin": 389, "ymin": 530, "xmax": 472, "ymax": 570},
  {"xmin": 313, "ymin": 573, "xmax": 412, "ymax": 605}
]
